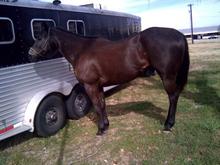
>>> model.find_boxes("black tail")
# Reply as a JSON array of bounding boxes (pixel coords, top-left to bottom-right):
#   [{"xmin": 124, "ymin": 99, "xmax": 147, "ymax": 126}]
[{"xmin": 176, "ymin": 37, "xmax": 190, "ymax": 91}]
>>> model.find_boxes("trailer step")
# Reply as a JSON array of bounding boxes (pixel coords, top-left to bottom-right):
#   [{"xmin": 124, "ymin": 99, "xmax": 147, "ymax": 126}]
[{"xmin": 0, "ymin": 124, "xmax": 31, "ymax": 141}]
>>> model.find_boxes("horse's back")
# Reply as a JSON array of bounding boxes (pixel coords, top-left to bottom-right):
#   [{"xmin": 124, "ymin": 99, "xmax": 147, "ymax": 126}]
[
  {"xmin": 141, "ymin": 27, "xmax": 185, "ymax": 40},
  {"xmin": 140, "ymin": 27, "xmax": 188, "ymax": 72},
  {"xmin": 140, "ymin": 27, "xmax": 186, "ymax": 52}
]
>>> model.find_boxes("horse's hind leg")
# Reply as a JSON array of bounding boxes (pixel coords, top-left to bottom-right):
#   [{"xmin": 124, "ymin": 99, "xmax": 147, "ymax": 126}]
[
  {"xmin": 162, "ymin": 77, "xmax": 181, "ymax": 131},
  {"xmin": 84, "ymin": 84, "xmax": 109, "ymax": 135}
]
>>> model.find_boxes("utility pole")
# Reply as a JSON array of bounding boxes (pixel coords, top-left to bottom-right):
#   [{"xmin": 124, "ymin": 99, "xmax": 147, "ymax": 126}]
[{"xmin": 188, "ymin": 4, "xmax": 194, "ymax": 44}]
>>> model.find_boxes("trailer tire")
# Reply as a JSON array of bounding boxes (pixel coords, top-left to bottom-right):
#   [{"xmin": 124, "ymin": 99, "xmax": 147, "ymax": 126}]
[
  {"xmin": 34, "ymin": 94, "xmax": 66, "ymax": 137},
  {"xmin": 66, "ymin": 84, "xmax": 92, "ymax": 119}
]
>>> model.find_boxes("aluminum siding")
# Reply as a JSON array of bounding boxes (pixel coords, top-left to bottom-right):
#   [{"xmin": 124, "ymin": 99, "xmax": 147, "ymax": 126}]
[{"xmin": 0, "ymin": 57, "xmax": 76, "ymax": 130}]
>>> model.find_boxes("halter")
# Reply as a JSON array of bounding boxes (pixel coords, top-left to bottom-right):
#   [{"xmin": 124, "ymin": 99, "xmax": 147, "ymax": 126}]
[{"xmin": 29, "ymin": 37, "xmax": 50, "ymax": 57}]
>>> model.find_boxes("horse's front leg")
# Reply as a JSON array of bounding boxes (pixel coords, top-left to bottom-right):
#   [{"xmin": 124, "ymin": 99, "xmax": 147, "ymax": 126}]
[{"xmin": 84, "ymin": 84, "xmax": 109, "ymax": 135}]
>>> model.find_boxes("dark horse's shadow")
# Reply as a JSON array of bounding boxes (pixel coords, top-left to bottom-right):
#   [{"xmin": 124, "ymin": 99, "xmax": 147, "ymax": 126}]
[
  {"xmin": 107, "ymin": 101, "xmax": 166, "ymax": 125},
  {"xmin": 87, "ymin": 101, "xmax": 166, "ymax": 125},
  {"xmin": 106, "ymin": 80, "xmax": 166, "ymax": 122},
  {"xmin": 182, "ymin": 70, "xmax": 220, "ymax": 116}
]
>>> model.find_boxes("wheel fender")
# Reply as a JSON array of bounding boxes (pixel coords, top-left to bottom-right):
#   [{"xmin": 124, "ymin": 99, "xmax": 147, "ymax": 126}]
[{"xmin": 23, "ymin": 86, "xmax": 74, "ymax": 132}]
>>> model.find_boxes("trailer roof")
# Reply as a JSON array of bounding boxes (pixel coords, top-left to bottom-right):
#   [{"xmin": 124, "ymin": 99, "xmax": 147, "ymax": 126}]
[{"xmin": 0, "ymin": 0, "xmax": 140, "ymax": 19}]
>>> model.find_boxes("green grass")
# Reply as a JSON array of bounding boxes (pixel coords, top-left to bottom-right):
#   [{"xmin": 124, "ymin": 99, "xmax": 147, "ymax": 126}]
[{"xmin": 0, "ymin": 40, "xmax": 220, "ymax": 164}]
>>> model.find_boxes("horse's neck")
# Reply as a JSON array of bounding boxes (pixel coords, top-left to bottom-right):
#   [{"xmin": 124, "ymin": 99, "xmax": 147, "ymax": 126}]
[{"xmin": 56, "ymin": 32, "xmax": 86, "ymax": 65}]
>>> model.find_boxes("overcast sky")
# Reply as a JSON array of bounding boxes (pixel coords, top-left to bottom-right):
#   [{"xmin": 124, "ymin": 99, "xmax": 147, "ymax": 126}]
[{"xmin": 41, "ymin": 0, "xmax": 220, "ymax": 30}]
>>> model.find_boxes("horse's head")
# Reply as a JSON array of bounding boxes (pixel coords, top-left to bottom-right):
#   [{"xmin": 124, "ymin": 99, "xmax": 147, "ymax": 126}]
[{"xmin": 28, "ymin": 27, "xmax": 59, "ymax": 61}]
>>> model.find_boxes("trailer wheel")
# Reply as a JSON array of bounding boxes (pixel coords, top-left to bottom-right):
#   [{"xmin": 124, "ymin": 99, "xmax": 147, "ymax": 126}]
[
  {"xmin": 66, "ymin": 84, "xmax": 92, "ymax": 119},
  {"xmin": 35, "ymin": 94, "xmax": 66, "ymax": 137}
]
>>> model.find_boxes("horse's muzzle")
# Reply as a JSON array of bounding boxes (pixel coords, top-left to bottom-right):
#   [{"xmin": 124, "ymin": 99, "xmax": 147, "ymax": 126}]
[{"xmin": 28, "ymin": 47, "xmax": 39, "ymax": 56}]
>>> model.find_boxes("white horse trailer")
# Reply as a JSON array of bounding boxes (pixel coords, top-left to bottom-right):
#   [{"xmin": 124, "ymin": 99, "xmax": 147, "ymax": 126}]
[{"xmin": 0, "ymin": 0, "xmax": 141, "ymax": 141}]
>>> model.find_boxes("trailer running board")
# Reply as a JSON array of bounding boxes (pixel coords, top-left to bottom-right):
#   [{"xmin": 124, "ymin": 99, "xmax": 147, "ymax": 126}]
[{"xmin": 0, "ymin": 124, "xmax": 32, "ymax": 141}]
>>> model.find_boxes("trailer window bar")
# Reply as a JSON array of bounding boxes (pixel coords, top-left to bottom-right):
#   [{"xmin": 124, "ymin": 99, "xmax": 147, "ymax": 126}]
[{"xmin": 67, "ymin": 20, "xmax": 86, "ymax": 36}]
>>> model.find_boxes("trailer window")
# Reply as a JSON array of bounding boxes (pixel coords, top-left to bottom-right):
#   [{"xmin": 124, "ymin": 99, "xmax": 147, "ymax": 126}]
[
  {"xmin": 31, "ymin": 19, "xmax": 56, "ymax": 40},
  {"xmin": 68, "ymin": 21, "xmax": 76, "ymax": 34},
  {"xmin": 0, "ymin": 17, "xmax": 15, "ymax": 44},
  {"xmin": 133, "ymin": 21, "xmax": 140, "ymax": 33},
  {"xmin": 67, "ymin": 20, "xmax": 85, "ymax": 36}
]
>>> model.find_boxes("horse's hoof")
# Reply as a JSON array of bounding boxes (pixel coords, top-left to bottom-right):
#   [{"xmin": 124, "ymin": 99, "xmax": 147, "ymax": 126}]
[
  {"xmin": 96, "ymin": 133, "xmax": 106, "ymax": 137},
  {"xmin": 163, "ymin": 127, "xmax": 172, "ymax": 134},
  {"xmin": 104, "ymin": 124, "xmax": 109, "ymax": 131},
  {"xmin": 96, "ymin": 129, "xmax": 105, "ymax": 136},
  {"xmin": 163, "ymin": 129, "xmax": 172, "ymax": 134},
  {"xmin": 96, "ymin": 132, "xmax": 103, "ymax": 136},
  {"xmin": 164, "ymin": 121, "xmax": 174, "ymax": 131}
]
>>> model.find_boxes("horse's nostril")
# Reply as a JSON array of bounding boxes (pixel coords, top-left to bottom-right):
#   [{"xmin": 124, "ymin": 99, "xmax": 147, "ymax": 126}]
[
  {"xmin": 28, "ymin": 48, "xmax": 37, "ymax": 56},
  {"xmin": 28, "ymin": 48, "xmax": 33, "ymax": 55}
]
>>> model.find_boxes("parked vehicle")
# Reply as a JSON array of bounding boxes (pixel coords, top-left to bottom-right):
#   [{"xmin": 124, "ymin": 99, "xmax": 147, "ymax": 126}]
[
  {"xmin": 208, "ymin": 36, "xmax": 218, "ymax": 39},
  {"xmin": 0, "ymin": 0, "xmax": 141, "ymax": 140}
]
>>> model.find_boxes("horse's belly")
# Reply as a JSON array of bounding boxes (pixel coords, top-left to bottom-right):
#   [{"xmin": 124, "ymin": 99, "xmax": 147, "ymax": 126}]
[{"xmin": 100, "ymin": 68, "xmax": 139, "ymax": 86}]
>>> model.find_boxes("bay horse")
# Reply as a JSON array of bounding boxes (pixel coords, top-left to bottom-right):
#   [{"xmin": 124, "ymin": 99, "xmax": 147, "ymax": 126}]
[{"xmin": 29, "ymin": 27, "xmax": 189, "ymax": 135}]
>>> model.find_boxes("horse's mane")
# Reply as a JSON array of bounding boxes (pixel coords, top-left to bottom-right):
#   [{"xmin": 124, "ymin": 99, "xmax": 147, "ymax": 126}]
[
  {"xmin": 53, "ymin": 27, "xmax": 100, "ymax": 39},
  {"xmin": 52, "ymin": 27, "xmax": 140, "ymax": 42}
]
